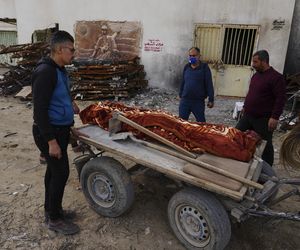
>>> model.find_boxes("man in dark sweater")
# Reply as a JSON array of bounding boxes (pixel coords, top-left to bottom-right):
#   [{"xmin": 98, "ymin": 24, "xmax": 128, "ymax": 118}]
[
  {"xmin": 32, "ymin": 31, "xmax": 80, "ymax": 235},
  {"xmin": 179, "ymin": 47, "xmax": 214, "ymax": 122},
  {"xmin": 236, "ymin": 50, "xmax": 286, "ymax": 166}
]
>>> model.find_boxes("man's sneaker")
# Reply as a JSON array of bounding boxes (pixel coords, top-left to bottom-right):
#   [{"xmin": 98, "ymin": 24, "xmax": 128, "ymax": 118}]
[
  {"xmin": 47, "ymin": 218, "xmax": 80, "ymax": 235},
  {"xmin": 45, "ymin": 209, "xmax": 77, "ymax": 224}
]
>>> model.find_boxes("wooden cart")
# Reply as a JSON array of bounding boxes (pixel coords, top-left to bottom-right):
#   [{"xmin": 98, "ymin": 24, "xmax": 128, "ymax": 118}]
[{"xmin": 74, "ymin": 125, "xmax": 300, "ymax": 250}]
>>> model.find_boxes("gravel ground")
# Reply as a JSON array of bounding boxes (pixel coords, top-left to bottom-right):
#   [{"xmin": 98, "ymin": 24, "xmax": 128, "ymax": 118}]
[{"xmin": 1, "ymin": 88, "xmax": 300, "ymax": 250}]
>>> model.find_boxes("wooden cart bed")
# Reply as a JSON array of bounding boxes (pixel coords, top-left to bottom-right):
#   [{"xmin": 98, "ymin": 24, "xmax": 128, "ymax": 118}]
[{"xmin": 77, "ymin": 125, "xmax": 263, "ymax": 201}]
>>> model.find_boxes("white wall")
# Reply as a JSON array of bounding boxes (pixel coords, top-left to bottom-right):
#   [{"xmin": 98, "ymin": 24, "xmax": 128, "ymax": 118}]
[
  {"xmin": 14, "ymin": 0, "xmax": 55, "ymax": 43},
  {"xmin": 0, "ymin": 0, "xmax": 15, "ymax": 18},
  {"xmin": 13, "ymin": 0, "xmax": 295, "ymax": 89},
  {"xmin": 0, "ymin": 0, "xmax": 16, "ymax": 31}
]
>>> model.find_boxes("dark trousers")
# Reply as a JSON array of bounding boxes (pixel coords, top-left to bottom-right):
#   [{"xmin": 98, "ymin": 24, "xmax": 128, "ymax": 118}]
[
  {"xmin": 236, "ymin": 114, "xmax": 274, "ymax": 166},
  {"xmin": 179, "ymin": 99, "xmax": 206, "ymax": 122},
  {"xmin": 32, "ymin": 124, "xmax": 70, "ymax": 220}
]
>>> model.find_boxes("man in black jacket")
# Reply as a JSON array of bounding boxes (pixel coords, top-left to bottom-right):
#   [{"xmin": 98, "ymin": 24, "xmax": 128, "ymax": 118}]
[{"xmin": 32, "ymin": 31, "xmax": 79, "ymax": 235}]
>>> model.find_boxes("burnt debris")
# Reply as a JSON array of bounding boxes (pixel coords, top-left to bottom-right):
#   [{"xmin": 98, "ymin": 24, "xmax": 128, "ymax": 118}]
[
  {"xmin": 70, "ymin": 58, "xmax": 148, "ymax": 100},
  {"xmin": 0, "ymin": 42, "xmax": 49, "ymax": 96},
  {"xmin": 0, "ymin": 43, "xmax": 147, "ymax": 99}
]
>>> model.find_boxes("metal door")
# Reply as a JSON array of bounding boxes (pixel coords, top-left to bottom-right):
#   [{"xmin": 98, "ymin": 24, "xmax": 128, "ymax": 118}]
[{"xmin": 194, "ymin": 24, "xmax": 260, "ymax": 97}]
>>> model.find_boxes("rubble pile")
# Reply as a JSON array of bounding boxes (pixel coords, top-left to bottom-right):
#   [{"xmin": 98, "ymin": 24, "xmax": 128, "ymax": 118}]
[
  {"xmin": 286, "ymin": 72, "xmax": 300, "ymax": 96},
  {"xmin": 70, "ymin": 58, "xmax": 148, "ymax": 100},
  {"xmin": 0, "ymin": 42, "xmax": 49, "ymax": 96}
]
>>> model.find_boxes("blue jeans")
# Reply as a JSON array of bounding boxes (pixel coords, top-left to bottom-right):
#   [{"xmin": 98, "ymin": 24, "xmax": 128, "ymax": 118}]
[{"xmin": 179, "ymin": 99, "xmax": 206, "ymax": 122}]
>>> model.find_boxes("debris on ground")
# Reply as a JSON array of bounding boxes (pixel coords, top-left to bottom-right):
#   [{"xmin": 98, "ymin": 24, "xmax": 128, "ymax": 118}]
[
  {"xmin": 0, "ymin": 42, "xmax": 49, "ymax": 96},
  {"xmin": 0, "ymin": 43, "xmax": 148, "ymax": 100}
]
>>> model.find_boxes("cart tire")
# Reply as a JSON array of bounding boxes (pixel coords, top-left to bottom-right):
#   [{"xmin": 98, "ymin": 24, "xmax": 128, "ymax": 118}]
[
  {"xmin": 80, "ymin": 156, "xmax": 134, "ymax": 217},
  {"xmin": 168, "ymin": 188, "xmax": 231, "ymax": 250}
]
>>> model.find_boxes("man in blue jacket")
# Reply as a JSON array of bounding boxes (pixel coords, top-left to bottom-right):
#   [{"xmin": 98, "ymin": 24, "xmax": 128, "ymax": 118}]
[
  {"xmin": 32, "ymin": 31, "xmax": 79, "ymax": 235},
  {"xmin": 179, "ymin": 47, "xmax": 214, "ymax": 122}
]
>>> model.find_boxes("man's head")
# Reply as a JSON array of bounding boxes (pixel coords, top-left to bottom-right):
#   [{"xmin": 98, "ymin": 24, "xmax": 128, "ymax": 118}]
[
  {"xmin": 252, "ymin": 50, "xmax": 270, "ymax": 72},
  {"xmin": 188, "ymin": 47, "xmax": 200, "ymax": 65},
  {"xmin": 50, "ymin": 30, "xmax": 75, "ymax": 66},
  {"xmin": 101, "ymin": 24, "xmax": 108, "ymax": 35}
]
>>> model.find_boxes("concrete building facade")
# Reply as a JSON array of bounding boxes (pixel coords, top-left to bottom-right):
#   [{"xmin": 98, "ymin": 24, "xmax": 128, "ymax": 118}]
[{"xmin": 0, "ymin": 0, "xmax": 296, "ymax": 95}]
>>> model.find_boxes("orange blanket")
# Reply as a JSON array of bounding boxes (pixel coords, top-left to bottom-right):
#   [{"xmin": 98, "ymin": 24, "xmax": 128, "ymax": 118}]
[{"xmin": 79, "ymin": 101, "xmax": 260, "ymax": 162}]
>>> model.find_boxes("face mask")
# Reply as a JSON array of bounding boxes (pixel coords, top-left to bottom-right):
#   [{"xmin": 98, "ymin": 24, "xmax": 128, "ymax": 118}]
[{"xmin": 189, "ymin": 56, "xmax": 197, "ymax": 64}]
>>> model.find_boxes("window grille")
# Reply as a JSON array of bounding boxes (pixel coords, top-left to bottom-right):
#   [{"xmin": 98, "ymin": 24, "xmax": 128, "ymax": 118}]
[
  {"xmin": 221, "ymin": 27, "xmax": 258, "ymax": 66},
  {"xmin": 194, "ymin": 24, "xmax": 259, "ymax": 66}
]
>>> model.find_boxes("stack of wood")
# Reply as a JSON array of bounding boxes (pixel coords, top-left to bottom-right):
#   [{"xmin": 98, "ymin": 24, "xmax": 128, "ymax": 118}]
[
  {"xmin": 286, "ymin": 73, "xmax": 300, "ymax": 96},
  {"xmin": 0, "ymin": 42, "xmax": 49, "ymax": 96},
  {"xmin": 70, "ymin": 58, "xmax": 148, "ymax": 100},
  {"xmin": 0, "ymin": 43, "xmax": 148, "ymax": 100}
]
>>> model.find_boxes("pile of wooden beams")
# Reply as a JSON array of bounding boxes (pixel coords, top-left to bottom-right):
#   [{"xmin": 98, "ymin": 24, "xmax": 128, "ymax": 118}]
[
  {"xmin": 0, "ymin": 43, "xmax": 148, "ymax": 100},
  {"xmin": 70, "ymin": 58, "xmax": 148, "ymax": 100},
  {"xmin": 0, "ymin": 42, "xmax": 49, "ymax": 96}
]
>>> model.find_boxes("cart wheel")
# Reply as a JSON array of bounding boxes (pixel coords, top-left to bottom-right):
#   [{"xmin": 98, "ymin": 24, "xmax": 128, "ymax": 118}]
[
  {"xmin": 80, "ymin": 156, "xmax": 134, "ymax": 217},
  {"xmin": 168, "ymin": 188, "xmax": 231, "ymax": 250}
]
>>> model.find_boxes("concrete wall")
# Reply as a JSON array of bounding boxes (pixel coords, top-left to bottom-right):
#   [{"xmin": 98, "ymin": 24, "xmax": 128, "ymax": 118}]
[
  {"xmin": 0, "ymin": 0, "xmax": 15, "ymax": 18},
  {"xmin": 284, "ymin": 0, "xmax": 300, "ymax": 75},
  {"xmin": 13, "ymin": 0, "xmax": 295, "ymax": 89}
]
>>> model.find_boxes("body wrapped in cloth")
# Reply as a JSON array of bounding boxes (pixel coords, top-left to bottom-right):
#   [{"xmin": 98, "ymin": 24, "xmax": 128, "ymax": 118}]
[{"xmin": 79, "ymin": 101, "xmax": 261, "ymax": 162}]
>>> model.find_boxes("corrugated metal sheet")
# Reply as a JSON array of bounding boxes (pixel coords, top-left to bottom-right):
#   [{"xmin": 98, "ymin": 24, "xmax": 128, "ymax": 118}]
[{"xmin": 0, "ymin": 31, "xmax": 17, "ymax": 65}]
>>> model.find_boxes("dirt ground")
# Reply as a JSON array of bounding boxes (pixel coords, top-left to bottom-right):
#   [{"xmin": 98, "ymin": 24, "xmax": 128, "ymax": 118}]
[{"xmin": 1, "ymin": 92, "xmax": 300, "ymax": 250}]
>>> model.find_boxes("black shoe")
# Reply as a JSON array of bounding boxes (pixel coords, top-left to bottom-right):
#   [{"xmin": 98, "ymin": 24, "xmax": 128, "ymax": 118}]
[
  {"xmin": 47, "ymin": 218, "xmax": 80, "ymax": 235},
  {"xmin": 45, "ymin": 209, "xmax": 77, "ymax": 224}
]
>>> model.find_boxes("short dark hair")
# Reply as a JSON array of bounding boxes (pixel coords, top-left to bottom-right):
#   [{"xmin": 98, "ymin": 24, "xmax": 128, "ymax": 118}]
[
  {"xmin": 189, "ymin": 47, "xmax": 200, "ymax": 54},
  {"xmin": 253, "ymin": 50, "xmax": 269, "ymax": 64},
  {"xmin": 50, "ymin": 30, "xmax": 74, "ymax": 52}
]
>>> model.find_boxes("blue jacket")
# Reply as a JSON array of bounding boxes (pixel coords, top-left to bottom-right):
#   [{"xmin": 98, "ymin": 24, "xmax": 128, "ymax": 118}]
[
  {"xmin": 179, "ymin": 62, "xmax": 214, "ymax": 102},
  {"xmin": 32, "ymin": 57, "xmax": 74, "ymax": 141}
]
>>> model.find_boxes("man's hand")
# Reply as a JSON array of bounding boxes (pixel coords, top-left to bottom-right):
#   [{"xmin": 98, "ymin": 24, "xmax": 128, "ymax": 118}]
[
  {"xmin": 207, "ymin": 102, "xmax": 214, "ymax": 108},
  {"xmin": 48, "ymin": 139, "xmax": 62, "ymax": 159},
  {"xmin": 268, "ymin": 118, "xmax": 278, "ymax": 131},
  {"xmin": 73, "ymin": 101, "xmax": 80, "ymax": 114}
]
